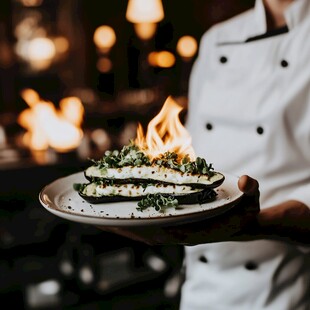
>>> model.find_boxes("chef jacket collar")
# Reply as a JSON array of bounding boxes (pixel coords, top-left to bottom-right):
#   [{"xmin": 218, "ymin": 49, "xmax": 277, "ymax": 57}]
[
  {"xmin": 254, "ymin": 0, "xmax": 268, "ymax": 34},
  {"xmin": 255, "ymin": 0, "xmax": 310, "ymax": 34},
  {"xmin": 217, "ymin": 0, "xmax": 310, "ymax": 44}
]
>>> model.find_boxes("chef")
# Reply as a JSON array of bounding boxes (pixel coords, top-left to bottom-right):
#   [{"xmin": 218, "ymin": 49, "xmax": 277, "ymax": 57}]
[
  {"xmin": 181, "ymin": 0, "xmax": 310, "ymax": 309},
  {"xmin": 98, "ymin": 0, "xmax": 310, "ymax": 308}
]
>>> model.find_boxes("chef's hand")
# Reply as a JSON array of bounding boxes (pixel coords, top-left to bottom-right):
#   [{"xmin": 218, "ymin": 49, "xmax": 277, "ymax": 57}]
[
  {"xmin": 256, "ymin": 200, "xmax": 310, "ymax": 246},
  {"xmin": 97, "ymin": 175, "xmax": 261, "ymax": 246}
]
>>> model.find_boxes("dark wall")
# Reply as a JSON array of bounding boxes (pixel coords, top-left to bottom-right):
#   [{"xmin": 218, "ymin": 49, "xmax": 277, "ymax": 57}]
[{"xmin": 0, "ymin": 0, "xmax": 255, "ymax": 112}]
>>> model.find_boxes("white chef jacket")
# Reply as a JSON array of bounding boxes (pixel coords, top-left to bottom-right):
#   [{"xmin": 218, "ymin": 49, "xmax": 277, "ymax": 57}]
[{"xmin": 181, "ymin": 0, "xmax": 310, "ymax": 309}]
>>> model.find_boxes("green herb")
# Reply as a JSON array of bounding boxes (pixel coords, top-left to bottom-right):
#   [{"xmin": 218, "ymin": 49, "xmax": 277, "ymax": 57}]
[
  {"xmin": 91, "ymin": 142, "xmax": 151, "ymax": 169},
  {"xmin": 141, "ymin": 183, "xmax": 150, "ymax": 192},
  {"xmin": 95, "ymin": 179, "xmax": 115, "ymax": 186},
  {"xmin": 90, "ymin": 142, "xmax": 214, "ymax": 176},
  {"xmin": 137, "ymin": 193, "xmax": 179, "ymax": 212},
  {"xmin": 73, "ymin": 183, "xmax": 85, "ymax": 191},
  {"xmin": 194, "ymin": 157, "xmax": 214, "ymax": 176},
  {"xmin": 153, "ymin": 152, "xmax": 214, "ymax": 176}
]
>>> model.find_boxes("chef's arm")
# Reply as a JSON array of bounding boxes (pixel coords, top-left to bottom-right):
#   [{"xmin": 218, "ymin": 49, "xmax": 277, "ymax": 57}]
[
  {"xmin": 256, "ymin": 200, "xmax": 310, "ymax": 246},
  {"xmin": 238, "ymin": 176, "xmax": 310, "ymax": 246}
]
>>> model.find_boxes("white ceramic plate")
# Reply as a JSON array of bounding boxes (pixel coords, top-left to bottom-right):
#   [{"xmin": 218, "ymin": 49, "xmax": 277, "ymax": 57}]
[{"xmin": 39, "ymin": 172, "xmax": 243, "ymax": 227}]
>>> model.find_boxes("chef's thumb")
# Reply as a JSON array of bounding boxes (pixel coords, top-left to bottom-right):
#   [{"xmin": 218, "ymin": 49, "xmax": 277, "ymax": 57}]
[{"xmin": 238, "ymin": 175, "xmax": 259, "ymax": 196}]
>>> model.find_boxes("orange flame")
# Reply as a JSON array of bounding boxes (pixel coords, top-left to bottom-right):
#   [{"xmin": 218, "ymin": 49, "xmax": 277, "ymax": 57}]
[
  {"xmin": 59, "ymin": 96, "xmax": 84, "ymax": 127},
  {"xmin": 135, "ymin": 96, "xmax": 195, "ymax": 160},
  {"xmin": 18, "ymin": 89, "xmax": 84, "ymax": 152}
]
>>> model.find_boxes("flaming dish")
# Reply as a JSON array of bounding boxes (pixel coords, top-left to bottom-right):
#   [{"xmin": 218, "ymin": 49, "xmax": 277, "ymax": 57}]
[{"xmin": 75, "ymin": 97, "xmax": 225, "ymax": 212}]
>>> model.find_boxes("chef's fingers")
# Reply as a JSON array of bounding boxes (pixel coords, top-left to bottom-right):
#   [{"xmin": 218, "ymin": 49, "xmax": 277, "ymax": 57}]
[
  {"xmin": 238, "ymin": 175, "xmax": 259, "ymax": 196},
  {"xmin": 237, "ymin": 175, "xmax": 260, "ymax": 215}
]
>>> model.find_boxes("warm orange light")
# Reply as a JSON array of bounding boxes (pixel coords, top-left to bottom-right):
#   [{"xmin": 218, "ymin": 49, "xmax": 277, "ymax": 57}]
[
  {"xmin": 41, "ymin": 114, "xmax": 83, "ymax": 152},
  {"xmin": 19, "ymin": 0, "xmax": 43, "ymax": 7},
  {"xmin": 148, "ymin": 51, "xmax": 158, "ymax": 66},
  {"xmin": 133, "ymin": 22, "xmax": 157, "ymax": 40},
  {"xmin": 176, "ymin": 35, "xmax": 198, "ymax": 59},
  {"xmin": 135, "ymin": 96, "xmax": 195, "ymax": 160},
  {"xmin": 156, "ymin": 51, "xmax": 175, "ymax": 68},
  {"xmin": 59, "ymin": 97, "xmax": 84, "ymax": 127},
  {"xmin": 148, "ymin": 51, "xmax": 175, "ymax": 68},
  {"xmin": 20, "ymin": 88, "xmax": 41, "ymax": 108},
  {"xmin": 53, "ymin": 36, "xmax": 69, "ymax": 54},
  {"xmin": 96, "ymin": 57, "xmax": 113, "ymax": 73},
  {"xmin": 27, "ymin": 37, "xmax": 56, "ymax": 70},
  {"xmin": 18, "ymin": 106, "xmax": 50, "ymax": 151},
  {"xmin": 18, "ymin": 89, "xmax": 84, "ymax": 152},
  {"xmin": 93, "ymin": 25, "xmax": 116, "ymax": 52},
  {"xmin": 126, "ymin": 0, "xmax": 164, "ymax": 23}
]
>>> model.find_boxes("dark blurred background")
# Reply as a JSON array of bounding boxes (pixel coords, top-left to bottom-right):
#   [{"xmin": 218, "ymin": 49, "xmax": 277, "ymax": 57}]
[{"xmin": 0, "ymin": 0, "xmax": 254, "ymax": 309}]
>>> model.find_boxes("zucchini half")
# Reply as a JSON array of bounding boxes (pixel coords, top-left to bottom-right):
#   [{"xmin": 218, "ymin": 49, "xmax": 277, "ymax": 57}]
[
  {"xmin": 84, "ymin": 165, "xmax": 225, "ymax": 189},
  {"xmin": 78, "ymin": 182, "xmax": 217, "ymax": 205}
]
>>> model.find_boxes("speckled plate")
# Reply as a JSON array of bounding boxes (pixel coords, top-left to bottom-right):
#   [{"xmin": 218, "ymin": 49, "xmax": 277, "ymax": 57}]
[{"xmin": 39, "ymin": 172, "xmax": 243, "ymax": 227}]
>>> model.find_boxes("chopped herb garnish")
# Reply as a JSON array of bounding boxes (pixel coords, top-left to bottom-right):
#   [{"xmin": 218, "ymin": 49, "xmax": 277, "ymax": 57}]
[
  {"xmin": 91, "ymin": 142, "xmax": 151, "ymax": 169},
  {"xmin": 137, "ymin": 193, "xmax": 179, "ymax": 212},
  {"xmin": 89, "ymin": 142, "xmax": 214, "ymax": 177},
  {"xmin": 153, "ymin": 152, "xmax": 214, "ymax": 176},
  {"xmin": 73, "ymin": 183, "xmax": 85, "ymax": 191}
]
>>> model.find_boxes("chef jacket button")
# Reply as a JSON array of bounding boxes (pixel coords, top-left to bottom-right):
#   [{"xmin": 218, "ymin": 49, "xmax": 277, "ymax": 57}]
[
  {"xmin": 206, "ymin": 123, "xmax": 213, "ymax": 130},
  {"xmin": 256, "ymin": 126, "xmax": 264, "ymax": 135},
  {"xmin": 199, "ymin": 255, "xmax": 208, "ymax": 263},
  {"xmin": 245, "ymin": 261, "xmax": 258, "ymax": 270},
  {"xmin": 219, "ymin": 56, "xmax": 228, "ymax": 64},
  {"xmin": 280, "ymin": 59, "xmax": 289, "ymax": 68}
]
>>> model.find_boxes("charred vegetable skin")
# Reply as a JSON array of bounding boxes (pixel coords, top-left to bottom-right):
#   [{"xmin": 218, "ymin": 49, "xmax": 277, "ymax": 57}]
[{"xmin": 75, "ymin": 143, "xmax": 224, "ymax": 210}]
